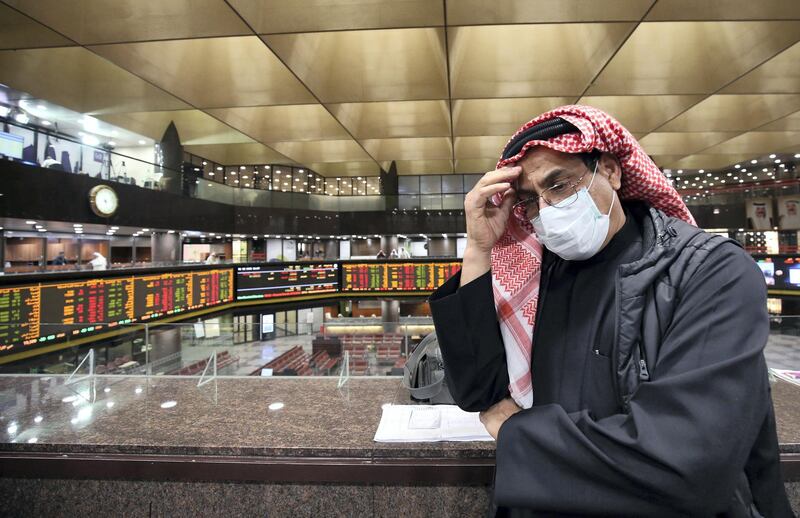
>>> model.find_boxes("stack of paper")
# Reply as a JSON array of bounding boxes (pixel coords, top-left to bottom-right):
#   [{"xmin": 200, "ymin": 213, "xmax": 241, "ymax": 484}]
[
  {"xmin": 373, "ymin": 404, "xmax": 494, "ymax": 442},
  {"xmin": 771, "ymin": 368, "xmax": 800, "ymax": 387}
]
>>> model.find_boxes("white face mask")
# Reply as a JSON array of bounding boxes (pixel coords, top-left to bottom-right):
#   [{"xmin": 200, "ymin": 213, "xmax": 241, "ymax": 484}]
[{"xmin": 530, "ymin": 166, "xmax": 616, "ymax": 261}]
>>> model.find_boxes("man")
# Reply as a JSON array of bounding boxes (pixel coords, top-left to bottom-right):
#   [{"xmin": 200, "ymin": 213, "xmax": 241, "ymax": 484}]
[
  {"xmin": 428, "ymin": 106, "xmax": 792, "ymax": 516},
  {"xmin": 52, "ymin": 251, "xmax": 67, "ymax": 265}
]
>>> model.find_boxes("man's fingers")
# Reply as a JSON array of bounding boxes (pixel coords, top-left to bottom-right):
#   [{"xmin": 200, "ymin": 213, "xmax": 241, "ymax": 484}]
[
  {"xmin": 468, "ymin": 183, "xmax": 513, "ymax": 210},
  {"xmin": 475, "ymin": 166, "xmax": 522, "ymax": 189}
]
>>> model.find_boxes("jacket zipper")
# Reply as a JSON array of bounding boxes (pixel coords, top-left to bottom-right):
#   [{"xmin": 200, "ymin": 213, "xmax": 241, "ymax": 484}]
[
  {"xmin": 613, "ymin": 269, "xmax": 624, "ymax": 411},
  {"xmin": 638, "ymin": 342, "xmax": 650, "ymax": 381}
]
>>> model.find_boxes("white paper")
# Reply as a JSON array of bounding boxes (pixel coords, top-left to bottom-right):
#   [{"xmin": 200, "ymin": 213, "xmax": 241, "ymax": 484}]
[
  {"xmin": 374, "ymin": 405, "xmax": 494, "ymax": 442},
  {"xmin": 771, "ymin": 368, "xmax": 800, "ymax": 387}
]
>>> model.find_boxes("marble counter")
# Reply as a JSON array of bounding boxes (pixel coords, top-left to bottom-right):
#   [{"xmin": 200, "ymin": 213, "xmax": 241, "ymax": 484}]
[{"xmin": 0, "ymin": 374, "xmax": 796, "ymax": 476}]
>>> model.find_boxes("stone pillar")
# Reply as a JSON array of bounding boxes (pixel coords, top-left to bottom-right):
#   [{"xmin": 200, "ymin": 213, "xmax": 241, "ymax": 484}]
[
  {"xmin": 380, "ymin": 300, "xmax": 400, "ymax": 334},
  {"xmin": 159, "ymin": 121, "xmax": 184, "ymax": 195},
  {"xmin": 381, "ymin": 161, "xmax": 398, "ymax": 211},
  {"xmin": 39, "ymin": 237, "xmax": 47, "ymax": 268},
  {"xmin": 151, "ymin": 232, "xmax": 181, "ymax": 263}
]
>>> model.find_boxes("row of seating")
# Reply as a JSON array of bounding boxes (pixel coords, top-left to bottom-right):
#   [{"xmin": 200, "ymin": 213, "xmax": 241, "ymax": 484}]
[
  {"xmin": 310, "ymin": 350, "xmax": 339, "ymax": 374},
  {"xmin": 96, "ymin": 354, "xmax": 135, "ymax": 374},
  {"xmin": 340, "ymin": 334, "xmax": 403, "ymax": 346},
  {"xmin": 169, "ymin": 350, "xmax": 238, "ymax": 376},
  {"xmin": 343, "ymin": 343, "xmax": 369, "ymax": 359},
  {"xmin": 311, "ymin": 336, "xmax": 342, "ymax": 359},
  {"xmin": 376, "ymin": 345, "xmax": 402, "ymax": 363},
  {"xmin": 250, "ymin": 345, "xmax": 314, "ymax": 376},
  {"xmin": 349, "ymin": 357, "xmax": 369, "ymax": 375}
]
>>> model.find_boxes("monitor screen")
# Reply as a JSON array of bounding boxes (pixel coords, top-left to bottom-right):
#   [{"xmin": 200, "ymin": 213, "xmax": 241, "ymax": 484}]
[
  {"xmin": 757, "ymin": 261, "xmax": 775, "ymax": 286},
  {"xmin": 236, "ymin": 263, "xmax": 338, "ymax": 300},
  {"xmin": 789, "ymin": 267, "xmax": 800, "ymax": 286},
  {"xmin": 0, "ymin": 131, "xmax": 24, "ymax": 159}
]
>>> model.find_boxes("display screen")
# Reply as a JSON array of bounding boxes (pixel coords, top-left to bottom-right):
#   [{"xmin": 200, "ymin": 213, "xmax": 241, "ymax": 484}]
[
  {"xmin": 341, "ymin": 262, "xmax": 461, "ymax": 292},
  {"xmin": 757, "ymin": 260, "xmax": 775, "ymax": 286},
  {"xmin": 0, "ymin": 269, "xmax": 233, "ymax": 354},
  {"xmin": 236, "ymin": 264, "xmax": 339, "ymax": 300},
  {"xmin": 261, "ymin": 314, "xmax": 274, "ymax": 334},
  {"xmin": 789, "ymin": 268, "xmax": 800, "ymax": 286},
  {"xmin": 0, "ymin": 131, "xmax": 24, "ymax": 160}
]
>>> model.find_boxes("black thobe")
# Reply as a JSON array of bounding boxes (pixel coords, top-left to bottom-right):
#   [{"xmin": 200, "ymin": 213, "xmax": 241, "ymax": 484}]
[{"xmin": 428, "ymin": 207, "xmax": 790, "ymax": 516}]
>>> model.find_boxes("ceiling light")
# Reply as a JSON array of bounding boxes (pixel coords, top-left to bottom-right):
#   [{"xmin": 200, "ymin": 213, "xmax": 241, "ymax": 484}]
[
  {"xmin": 141, "ymin": 228, "xmax": 149, "ymax": 232},
  {"xmin": 14, "ymin": 112, "xmax": 29, "ymax": 124},
  {"xmin": 734, "ymin": 164, "xmax": 740, "ymax": 169},
  {"xmin": 775, "ymin": 159, "xmax": 781, "ymax": 164},
  {"xmin": 138, "ymin": 140, "xmax": 146, "ymax": 145},
  {"xmin": 0, "ymin": 106, "xmax": 10, "ymax": 118},
  {"xmin": 107, "ymin": 141, "xmax": 116, "ymax": 147},
  {"xmin": 769, "ymin": 154, "xmax": 776, "ymax": 159},
  {"xmin": 81, "ymin": 135, "xmax": 99, "ymax": 146},
  {"xmin": 41, "ymin": 120, "xmax": 51, "ymax": 126},
  {"xmin": 25, "ymin": 220, "xmax": 36, "ymax": 224},
  {"xmin": 751, "ymin": 159, "xmax": 758, "ymax": 164}
]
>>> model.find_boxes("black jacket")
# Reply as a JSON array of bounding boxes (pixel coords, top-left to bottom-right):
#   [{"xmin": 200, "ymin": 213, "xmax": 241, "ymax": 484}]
[{"xmin": 429, "ymin": 203, "xmax": 793, "ymax": 517}]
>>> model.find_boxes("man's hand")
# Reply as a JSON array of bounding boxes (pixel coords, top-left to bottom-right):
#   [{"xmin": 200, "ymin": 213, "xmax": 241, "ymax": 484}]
[
  {"xmin": 460, "ymin": 166, "xmax": 521, "ymax": 287},
  {"xmin": 479, "ymin": 397, "xmax": 522, "ymax": 439}
]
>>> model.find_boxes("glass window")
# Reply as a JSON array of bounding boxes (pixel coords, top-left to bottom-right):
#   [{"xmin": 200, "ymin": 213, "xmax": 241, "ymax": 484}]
[
  {"xmin": 399, "ymin": 176, "xmax": 419, "ymax": 194},
  {"xmin": 420, "ymin": 175, "xmax": 442, "ymax": 194},
  {"xmin": 441, "ymin": 175, "xmax": 463, "ymax": 193},
  {"xmin": 420, "ymin": 194, "xmax": 442, "ymax": 210},
  {"xmin": 399, "ymin": 195, "xmax": 420, "ymax": 210},
  {"xmin": 367, "ymin": 177, "xmax": 380, "ymax": 195},
  {"xmin": 240, "ymin": 167, "xmax": 254, "ymax": 188},
  {"xmin": 325, "ymin": 179, "xmax": 336, "ymax": 196},
  {"xmin": 274, "ymin": 167, "xmax": 290, "ymax": 192},
  {"xmin": 463, "ymin": 174, "xmax": 481, "ymax": 192},
  {"xmin": 339, "ymin": 177, "xmax": 352, "ymax": 196},
  {"xmin": 442, "ymin": 193, "xmax": 464, "ymax": 210},
  {"xmin": 225, "ymin": 166, "xmax": 238, "ymax": 186}
]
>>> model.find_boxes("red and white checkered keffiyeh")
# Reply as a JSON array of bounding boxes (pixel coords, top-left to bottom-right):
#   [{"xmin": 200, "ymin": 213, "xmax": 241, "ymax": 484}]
[{"xmin": 489, "ymin": 105, "xmax": 694, "ymax": 409}]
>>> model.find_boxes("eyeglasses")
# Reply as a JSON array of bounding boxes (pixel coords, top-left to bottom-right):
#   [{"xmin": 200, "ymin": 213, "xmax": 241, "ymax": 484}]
[{"xmin": 512, "ymin": 160, "xmax": 598, "ymax": 220}]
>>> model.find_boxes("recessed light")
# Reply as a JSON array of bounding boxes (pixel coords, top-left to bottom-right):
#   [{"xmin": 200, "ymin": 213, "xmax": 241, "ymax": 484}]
[
  {"xmin": 138, "ymin": 140, "xmax": 146, "ymax": 145},
  {"xmin": 25, "ymin": 220, "xmax": 36, "ymax": 224}
]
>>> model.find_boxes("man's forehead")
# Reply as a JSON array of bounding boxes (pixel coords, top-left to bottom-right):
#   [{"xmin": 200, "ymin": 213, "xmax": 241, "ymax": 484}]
[{"xmin": 515, "ymin": 148, "xmax": 582, "ymax": 190}]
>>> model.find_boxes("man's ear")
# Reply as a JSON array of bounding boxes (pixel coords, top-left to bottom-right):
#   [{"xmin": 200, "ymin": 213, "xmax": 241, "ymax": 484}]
[{"xmin": 599, "ymin": 152, "xmax": 622, "ymax": 190}]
